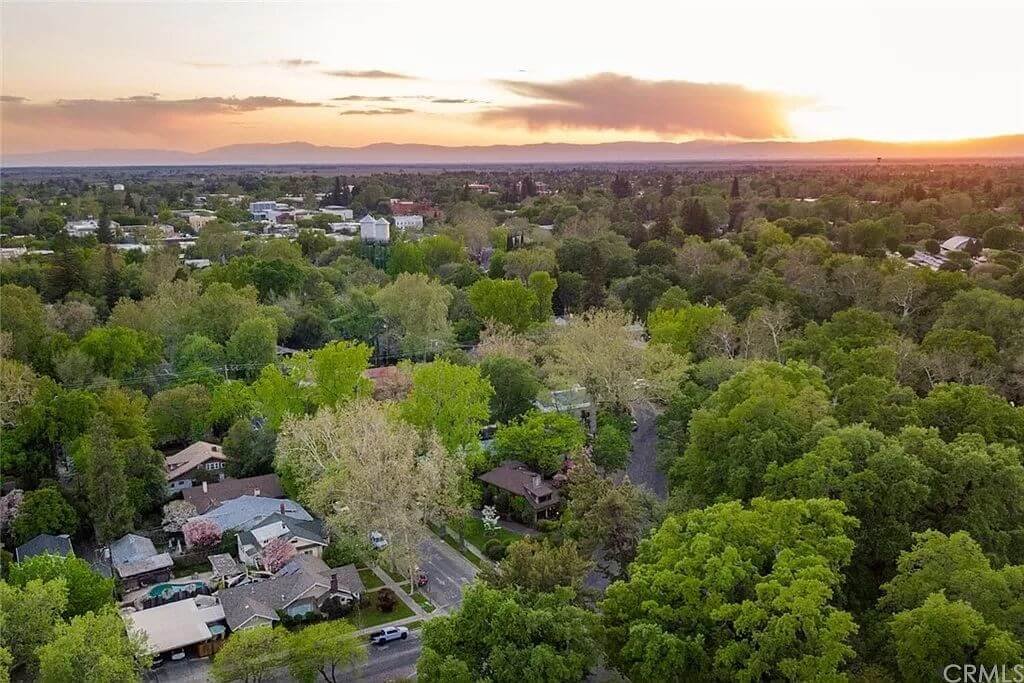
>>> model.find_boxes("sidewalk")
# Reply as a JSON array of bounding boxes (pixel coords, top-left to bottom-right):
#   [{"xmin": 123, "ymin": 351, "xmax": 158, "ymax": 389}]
[
  {"xmin": 367, "ymin": 564, "xmax": 428, "ymax": 619},
  {"xmin": 353, "ymin": 612, "xmax": 431, "ymax": 638}
]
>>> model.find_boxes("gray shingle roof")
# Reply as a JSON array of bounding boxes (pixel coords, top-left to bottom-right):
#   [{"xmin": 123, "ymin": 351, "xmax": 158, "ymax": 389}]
[
  {"xmin": 110, "ymin": 533, "xmax": 158, "ymax": 565},
  {"xmin": 15, "ymin": 534, "xmax": 74, "ymax": 562},
  {"xmin": 237, "ymin": 513, "xmax": 326, "ymax": 551},
  {"xmin": 193, "ymin": 496, "xmax": 312, "ymax": 532}
]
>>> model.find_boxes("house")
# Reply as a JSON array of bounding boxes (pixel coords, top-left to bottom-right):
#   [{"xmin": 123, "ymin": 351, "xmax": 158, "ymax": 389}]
[
  {"xmin": 188, "ymin": 213, "xmax": 216, "ymax": 231},
  {"xmin": 218, "ymin": 556, "xmax": 364, "ymax": 630},
  {"xmin": 940, "ymin": 235, "xmax": 981, "ymax": 255},
  {"xmin": 467, "ymin": 183, "xmax": 490, "ymax": 193},
  {"xmin": 321, "ymin": 206, "xmax": 354, "ymax": 220},
  {"xmin": 183, "ymin": 474, "xmax": 285, "ymax": 515},
  {"xmin": 478, "ymin": 460, "xmax": 562, "ymax": 522},
  {"xmin": 113, "ymin": 183, "xmax": 125, "ymax": 192},
  {"xmin": 193, "ymin": 495, "xmax": 313, "ymax": 533},
  {"xmin": 535, "ymin": 385, "xmax": 596, "ymax": 433},
  {"xmin": 109, "ymin": 533, "xmax": 174, "ymax": 591},
  {"xmin": 165, "ymin": 442, "xmax": 229, "ymax": 492},
  {"xmin": 125, "ymin": 597, "xmax": 227, "ymax": 661},
  {"xmin": 359, "ymin": 214, "xmax": 390, "ymax": 243},
  {"xmin": 208, "ymin": 553, "xmax": 246, "ymax": 588},
  {"xmin": 64, "ymin": 219, "xmax": 100, "ymax": 237},
  {"xmin": 236, "ymin": 512, "xmax": 327, "ymax": 568},
  {"xmin": 392, "ymin": 214, "xmax": 423, "ymax": 231},
  {"xmin": 249, "ymin": 201, "xmax": 277, "ymax": 218},
  {"xmin": 15, "ymin": 533, "xmax": 74, "ymax": 562}
]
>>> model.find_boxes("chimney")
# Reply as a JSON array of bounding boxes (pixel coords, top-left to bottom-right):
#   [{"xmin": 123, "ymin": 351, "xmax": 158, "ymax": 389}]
[
  {"xmin": 532, "ymin": 474, "xmax": 542, "ymax": 487},
  {"xmin": 202, "ymin": 481, "xmax": 208, "ymax": 493},
  {"xmin": 253, "ymin": 487, "xmax": 261, "ymax": 497},
  {"xmin": 330, "ymin": 573, "xmax": 338, "ymax": 592},
  {"xmin": 280, "ymin": 502, "xmax": 286, "ymax": 514}
]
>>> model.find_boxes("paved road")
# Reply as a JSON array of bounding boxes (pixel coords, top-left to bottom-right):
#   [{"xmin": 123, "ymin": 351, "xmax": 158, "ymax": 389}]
[
  {"xmin": 625, "ymin": 404, "xmax": 666, "ymax": 499},
  {"xmin": 417, "ymin": 534, "xmax": 478, "ymax": 611},
  {"xmin": 354, "ymin": 630, "xmax": 422, "ymax": 682}
]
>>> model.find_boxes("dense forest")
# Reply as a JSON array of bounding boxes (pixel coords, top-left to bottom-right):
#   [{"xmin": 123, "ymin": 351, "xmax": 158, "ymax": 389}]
[{"xmin": 2, "ymin": 162, "xmax": 1023, "ymax": 681}]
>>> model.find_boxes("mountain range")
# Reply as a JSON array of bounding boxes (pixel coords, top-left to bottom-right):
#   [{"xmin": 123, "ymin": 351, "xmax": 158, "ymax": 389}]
[{"xmin": 4, "ymin": 135, "xmax": 1024, "ymax": 167}]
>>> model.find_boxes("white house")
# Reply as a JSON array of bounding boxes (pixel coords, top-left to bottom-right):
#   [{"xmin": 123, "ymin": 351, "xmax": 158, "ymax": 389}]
[
  {"xmin": 64, "ymin": 219, "xmax": 100, "ymax": 237},
  {"xmin": 248, "ymin": 201, "xmax": 277, "ymax": 219},
  {"xmin": 188, "ymin": 213, "xmax": 216, "ymax": 231},
  {"xmin": 392, "ymin": 214, "xmax": 423, "ymax": 231},
  {"xmin": 236, "ymin": 512, "xmax": 326, "ymax": 568},
  {"xmin": 321, "ymin": 206, "xmax": 354, "ymax": 220},
  {"xmin": 359, "ymin": 214, "xmax": 390, "ymax": 243},
  {"xmin": 113, "ymin": 183, "xmax": 125, "ymax": 192}
]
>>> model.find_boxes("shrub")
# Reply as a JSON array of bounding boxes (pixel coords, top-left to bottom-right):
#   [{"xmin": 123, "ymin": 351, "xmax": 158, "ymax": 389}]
[
  {"xmin": 323, "ymin": 535, "xmax": 363, "ymax": 568},
  {"xmin": 897, "ymin": 244, "xmax": 916, "ymax": 257},
  {"xmin": 510, "ymin": 496, "xmax": 536, "ymax": 526},
  {"xmin": 376, "ymin": 588, "xmax": 397, "ymax": 613},
  {"xmin": 923, "ymin": 238, "xmax": 941, "ymax": 255},
  {"xmin": 484, "ymin": 538, "xmax": 507, "ymax": 561},
  {"xmin": 536, "ymin": 519, "xmax": 560, "ymax": 533}
]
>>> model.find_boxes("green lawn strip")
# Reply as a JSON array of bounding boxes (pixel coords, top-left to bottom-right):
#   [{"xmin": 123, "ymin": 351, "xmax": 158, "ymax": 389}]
[
  {"xmin": 349, "ymin": 599, "xmax": 415, "ymax": 629},
  {"xmin": 405, "ymin": 619, "xmax": 424, "ymax": 631},
  {"xmin": 382, "ymin": 565, "xmax": 405, "ymax": 584},
  {"xmin": 458, "ymin": 516, "xmax": 521, "ymax": 549},
  {"xmin": 411, "ymin": 592, "xmax": 435, "ymax": 613},
  {"xmin": 358, "ymin": 568, "xmax": 385, "ymax": 591}
]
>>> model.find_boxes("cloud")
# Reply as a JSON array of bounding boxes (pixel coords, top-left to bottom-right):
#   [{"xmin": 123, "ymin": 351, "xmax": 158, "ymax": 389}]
[
  {"xmin": 481, "ymin": 73, "xmax": 809, "ymax": 139},
  {"xmin": 0, "ymin": 95, "xmax": 29, "ymax": 103},
  {"xmin": 323, "ymin": 70, "xmax": 416, "ymax": 80},
  {"xmin": 183, "ymin": 61, "xmax": 230, "ymax": 68},
  {"xmin": 278, "ymin": 58, "xmax": 319, "ymax": 68},
  {"xmin": 332, "ymin": 95, "xmax": 486, "ymax": 105},
  {"xmin": 333, "ymin": 95, "xmax": 396, "ymax": 102},
  {"xmin": 337, "ymin": 107, "xmax": 414, "ymax": 116},
  {"xmin": 2, "ymin": 95, "xmax": 324, "ymax": 137}
]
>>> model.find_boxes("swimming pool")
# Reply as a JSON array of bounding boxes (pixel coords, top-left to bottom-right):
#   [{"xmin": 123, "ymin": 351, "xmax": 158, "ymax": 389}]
[{"xmin": 147, "ymin": 581, "xmax": 207, "ymax": 598}]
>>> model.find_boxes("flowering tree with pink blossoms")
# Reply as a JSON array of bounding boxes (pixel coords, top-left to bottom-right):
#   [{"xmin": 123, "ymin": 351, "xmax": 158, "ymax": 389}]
[
  {"xmin": 182, "ymin": 518, "xmax": 222, "ymax": 548},
  {"xmin": 261, "ymin": 537, "xmax": 297, "ymax": 572}
]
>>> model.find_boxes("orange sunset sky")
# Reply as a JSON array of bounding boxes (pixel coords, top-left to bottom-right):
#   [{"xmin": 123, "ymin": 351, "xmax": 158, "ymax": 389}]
[{"xmin": 1, "ymin": 0, "xmax": 1022, "ymax": 155}]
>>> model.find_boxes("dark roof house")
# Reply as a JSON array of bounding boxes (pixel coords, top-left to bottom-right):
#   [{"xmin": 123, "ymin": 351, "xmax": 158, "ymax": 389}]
[
  {"xmin": 478, "ymin": 460, "xmax": 562, "ymax": 513},
  {"xmin": 15, "ymin": 533, "xmax": 74, "ymax": 562},
  {"xmin": 183, "ymin": 474, "xmax": 285, "ymax": 514}
]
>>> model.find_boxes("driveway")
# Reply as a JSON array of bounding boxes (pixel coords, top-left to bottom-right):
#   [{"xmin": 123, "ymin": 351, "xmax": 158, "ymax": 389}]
[
  {"xmin": 417, "ymin": 534, "xmax": 478, "ymax": 612},
  {"xmin": 625, "ymin": 404, "xmax": 666, "ymax": 499}
]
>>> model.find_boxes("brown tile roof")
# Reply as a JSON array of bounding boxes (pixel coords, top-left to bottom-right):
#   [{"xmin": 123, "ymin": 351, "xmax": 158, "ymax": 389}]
[
  {"xmin": 164, "ymin": 441, "xmax": 227, "ymax": 482},
  {"xmin": 183, "ymin": 474, "xmax": 284, "ymax": 514},
  {"xmin": 478, "ymin": 460, "xmax": 561, "ymax": 511}
]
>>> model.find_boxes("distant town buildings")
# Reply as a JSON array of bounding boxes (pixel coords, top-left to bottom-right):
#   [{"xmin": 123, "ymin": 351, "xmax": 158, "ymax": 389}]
[
  {"xmin": 321, "ymin": 205, "xmax": 354, "ymax": 220},
  {"xmin": 392, "ymin": 214, "xmax": 423, "ymax": 230},
  {"xmin": 359, "ymin": 214, "xmax": 390, "ymax": 243},
  {"xmin": 64, "ymin": 219, "xmax": 100, "ymax": 237}
]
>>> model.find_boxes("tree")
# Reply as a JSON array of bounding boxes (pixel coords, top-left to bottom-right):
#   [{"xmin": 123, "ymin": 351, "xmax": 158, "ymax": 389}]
[
  {"xmin": 225, "ymin": 317, "xmax": 277, "ymax": 382},
  {"xmin": 251, "ymin": 365, "xmax": 306, "ymax": 430},
  {"xmin": 8, "ymin": 555, "xmax": 113, "ymax": 619},
  {"xmin": 11, "ymin": 487, "xmax": 77, "ymax": 545},
  {"xmin": 670, "ymin": 361, "xmax": 831, "ymax": 503},
  {"xmin": 0, "ymin": 578, "xmax": 66, "ymax": 676},
  {"xmin": 260, "ymin": 536, "xmax": 297, "ymax": 572},
  {"xmin": 467, "ymin": 278, "xmax": 538, "ymax": 332},
  {"xmin": 592, "ymin": 422, "xmax": 631, "ymax": 471},
  {"xmin": 418, "ymin": 583, "xmax": 600, "ymax": 683},
  {"xmin": 0, "ymin": 285, "xmax": 49, "ymax": 368},
  {"xmin": 833, "ymin": 375, "xmax": 919, "ymax": 434},
  {"xmin": 482, "ymin": 538, "xmax": 593, "ymax": 594},
  {"xmin": 223, "ymin": 418, "xmax": 277, "ymax": 478},
  {"xmin": 611, "ymin": 173, "xmax": 632, "ymax": 198},
  {"xmin": 387, "ymin": 241, "xmax": 427, "ymax": 276},
  {"xmin": 544, "ymin": 309, "xmax": 646, "ymax": 413},
  {"xmin": 917, "ymin": 383, "xmax": 1024, "ymax": 447},
  {"xmin": 77, "ymin": 325, "xmax": 161, "ymax": 380},
  {"xmin": 285, "ymin": 620, "xmax": 366, "ymax": 683},
  {"xmin": 600, "ymin": 498, "xmax": 858, "ymax": 682},
  {"xmin": 528, "ymin": 270, "xmax": 557, "ymax": 321},
  {"xmin": 493, "ymin": 411, "xmax": 587, "ymax": 476},
  {"xmin": 289, "ymin": 340, "xmax": 372, "ymax": 408},
  {"xmin": 400, "ymin": 360, "xmax": 493, "ymax": 452},
  {"xmin": 276, "ymin": 399, "xmax": 466, "ymax": 580},
  {"xmin": 888, "ymin": 593, "xmax": 1021, "ymax": 682},
  {"xmin": 373, "ymin": 273, "xmax": 453, "ymax": 357},
  {"xmin": 196, "ymin": 220, "xmax": 244, "ymax": 263},
  {"xmin": 479, "ymin": 355, "xmax": 541, "ymax": 424},
  {"xmin": 0, "ymin": 359, "xmax": 37, "ymax": 428},
  {"xmin": 212, "ymin": 626, "xmax": 289, "ymax": 683},
  {"xmin": 36, "ymin": 608, "xmax": 149, "ymax": 683},
  {"xmin": 182, "ymin": 518, "xmax": 223, "ymax": 549},
  {"xmin": 209, "ymin": 380, "xmax": 257, "ymax": 434},
  {"xmin": 146, "ymin": 384, "xmax": 212, "ymax": 446},
  {"xmin": 73, "ymin": 416, "xmax": 134, "ymax": 542}
]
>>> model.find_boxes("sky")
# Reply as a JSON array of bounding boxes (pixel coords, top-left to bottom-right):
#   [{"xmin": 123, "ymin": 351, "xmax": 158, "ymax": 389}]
[{"xmin": 2, "ymin": 0, "xmax": 1023, "ymax": 154}]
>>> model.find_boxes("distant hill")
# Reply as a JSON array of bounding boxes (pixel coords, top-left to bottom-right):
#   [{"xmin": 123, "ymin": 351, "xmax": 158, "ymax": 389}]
[{"xmin": 4, "ymin": 135, "xmax": 1024, "ymax": 167}]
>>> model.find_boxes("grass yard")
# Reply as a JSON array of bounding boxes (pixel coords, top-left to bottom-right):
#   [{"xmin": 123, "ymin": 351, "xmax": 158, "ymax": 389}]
[
  {"xmin": 458, "ymin": 515, "xmax": 521, "ymax": 550},
  {"xmin": 440, "ymin": 532, "xmax": 483, "ymax": 568},
  {"xmin": 358, "ymin": 568, "xmax": 384, "ymax": 591},
  {"xmin": 349, "ymin": 599, "xmax": 415, "ymax": 629}
]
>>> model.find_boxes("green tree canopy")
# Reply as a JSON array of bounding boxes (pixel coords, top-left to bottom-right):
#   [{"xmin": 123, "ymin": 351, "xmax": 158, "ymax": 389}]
[
  {"xmin": 400, "ymin": 360, "xmax": 493, "ymax": 452},
  {"xmin": 492, "ymin": 411, "xmax": 587, "ymax": 475}
]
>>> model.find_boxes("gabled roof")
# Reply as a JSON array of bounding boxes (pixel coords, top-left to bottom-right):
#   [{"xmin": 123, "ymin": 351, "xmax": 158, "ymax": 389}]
[
  {"xmin": 124, "ymin": 598, "xmax": 219, "ymax": 655},
  {"xmin": 15, "ymin": 534, "xmax": 74, "ymax": 562},
  {"xmin": 478, "ymin": 460, "xmax": 561, "ymax": 511},
  {"xmin": 110, "ymin": 533, "xmax": 158, "ymax": 565},
  {"xmin": 165, "ymin": 441, "xmax": 227, "ymax": 481},
  {"xmin": 194, "ymin": 496, "xmax": 313, "ymax": 532},
  {"xmin": 237, "ymin": 513, "xmax": 326, "ymax": 550},
  {"xmin": 183, "ymin": 474, "xmax": 284, "ymax": 514}
]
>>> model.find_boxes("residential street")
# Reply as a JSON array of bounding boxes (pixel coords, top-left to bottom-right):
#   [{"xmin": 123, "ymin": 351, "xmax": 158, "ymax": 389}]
[
  {"xmin": 625, "ymin": 403, "xmax": 666, "ymax": 499},
  {"xmin": 353, "ymin": 630, "xmax": 423, "ymax": 682},
  {"xmin": 417, "ymin": 533, "xmax": 478, "ymax": 611}
]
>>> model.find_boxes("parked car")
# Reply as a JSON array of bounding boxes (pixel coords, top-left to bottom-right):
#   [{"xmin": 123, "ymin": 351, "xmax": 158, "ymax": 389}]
[
  {"xmin": 370, "ymin": 626, "xmax": 408, "ymax": 645},
  {"xmin": 369, "ymin": 531, "xmax": 388, "ymax": 550},
  {"xmin": 415, "ymin": 570, "xmax": 428, "ymax": 587}
]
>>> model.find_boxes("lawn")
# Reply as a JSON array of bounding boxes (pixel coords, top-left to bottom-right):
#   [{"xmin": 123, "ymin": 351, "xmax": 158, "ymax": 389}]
[
  {"xmin": 457, "ymin": 515, "xmax": 521, "ymax": 550},
  {"xmin": 411, "ymin": 591, "xmax": 435, "ymax": 613},
  {"xmin": 349, "ymin": 599, "xmax": 415, "ymax": 629},
  {"xmin": 358, "ymin": 568, "xmax": 385, "ymax": 591}
]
